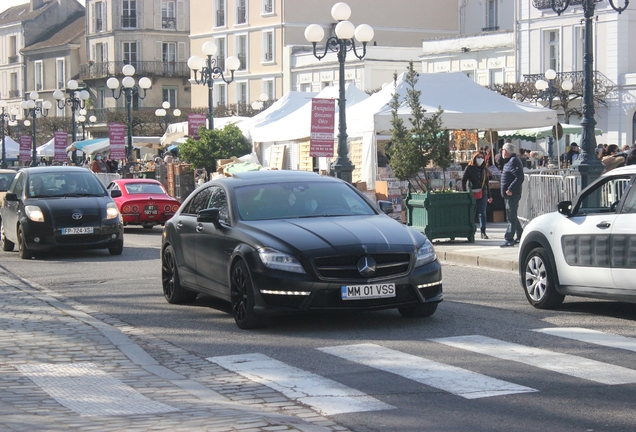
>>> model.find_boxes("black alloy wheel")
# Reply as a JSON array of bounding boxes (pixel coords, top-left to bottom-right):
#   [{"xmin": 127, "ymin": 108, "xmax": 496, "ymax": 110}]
[
  {"xmin": 161, "ymin": 245, "xmax": 197, "ymax": 304},
  {"xmin": 18, "ymin": 226, "xmax": 33, "ymax": 259},
  {"xmin": 1, "ymin": 222, "xmax": 14, "ymax": 252},
  {"xmin": 231, "ymin": 260, "xmax": 266, "ymax": 330},
  {"xmin": 109, "ymin": 241, "xmax": 124, "ymax": 255}
]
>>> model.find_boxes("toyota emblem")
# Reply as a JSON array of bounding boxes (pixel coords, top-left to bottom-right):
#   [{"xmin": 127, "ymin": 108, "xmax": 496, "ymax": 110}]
[
  {"xmin": 357, "ymin": 256, "xmax": 377, "ymax": 277},
  {"xmin": 72, "ymin": 212, "xmax": 83, "ymax": 220}
]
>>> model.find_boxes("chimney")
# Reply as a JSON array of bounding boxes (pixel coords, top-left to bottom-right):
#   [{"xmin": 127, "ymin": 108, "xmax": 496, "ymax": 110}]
[{"xmin": 30, "ymin": 0, "xmax": 46, "ymax": 12}]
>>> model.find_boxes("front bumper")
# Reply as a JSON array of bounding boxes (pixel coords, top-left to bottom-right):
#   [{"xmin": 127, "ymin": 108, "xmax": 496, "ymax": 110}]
[
  {"xmin": 248, "ymin": 258, "xmax": 443, "ymax": 316},
  {"xmin": 22, "ymin": 219, "xmax": 124, "ymax": 252}
]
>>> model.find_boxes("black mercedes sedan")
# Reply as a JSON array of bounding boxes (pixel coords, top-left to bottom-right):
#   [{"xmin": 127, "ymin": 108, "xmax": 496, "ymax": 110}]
[
  {"xmin": 161, "ymin": 171, "xmax": 442, "ymax": 329},
  {"xmin": 1, "ymin": 166, "xmax": 124, "ymax": 259}
]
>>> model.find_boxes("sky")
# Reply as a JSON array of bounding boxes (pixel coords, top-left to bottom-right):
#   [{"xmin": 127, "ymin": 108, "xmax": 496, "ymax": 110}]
[{"xmin": 0, "ymin": 0, "xmax": 86, "ymax": 14}]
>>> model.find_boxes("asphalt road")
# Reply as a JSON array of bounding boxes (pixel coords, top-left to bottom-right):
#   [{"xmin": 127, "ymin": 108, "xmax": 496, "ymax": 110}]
[{"xmin": 2, "ymin": 227, "xmax": 636, "ymax": 431}]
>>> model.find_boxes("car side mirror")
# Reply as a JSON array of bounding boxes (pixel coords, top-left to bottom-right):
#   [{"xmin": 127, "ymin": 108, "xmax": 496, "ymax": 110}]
[
  {"xmin": 197, "ymin": 208, "xmax": 222, "ymax": 229},
  {"xmin": 378, "ymin": 200, "xmax": 394, "ymax": 215},
  {"xmin": 110, "ymin": 189, "xmax": 122, "ymax": 198},
  {"xmin": 4, "ymin": 192, "xmax": 18, "ymax": 202},
  {"xmin": 557, "ymin": 200, "xmax": 572, "ymax": 216}
]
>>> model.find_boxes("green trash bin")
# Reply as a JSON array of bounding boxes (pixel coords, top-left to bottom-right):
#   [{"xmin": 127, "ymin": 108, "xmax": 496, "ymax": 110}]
[{"xmin": 139, "ymin": 171, "xmax": 156, "ymax": 179}]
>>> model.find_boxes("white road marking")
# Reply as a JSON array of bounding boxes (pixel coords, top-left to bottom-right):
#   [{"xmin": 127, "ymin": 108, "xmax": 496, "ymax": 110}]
[
  {"xmin": 17, "ymin": 363, "xmax": 178, "ymax": 417},
  {"xmin": 318, "ymin": 343, "xmax": 536, "ymax": 399},
  {"xmin": 432, "ymin": 335, "xmax": 636, "ymax": 385},
  {"xmin": 534, "ymin": 327, "xmax": 636, "ymax": 353},
  {"xmin": 207, "ymin": 353, "xmax": 393, "ymax": 415}
]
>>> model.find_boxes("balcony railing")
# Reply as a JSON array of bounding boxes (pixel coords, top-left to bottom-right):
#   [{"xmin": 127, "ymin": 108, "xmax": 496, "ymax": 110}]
[
  {"xmin": 237, "ymin": 53, "xmax": 246, "ymax": 70},
  {"xmin": 121, "ymin": 15, "xmax": 137, "ymax": 28},
  {"xmin": 264, "ymin": 52, "xmax": 273, "ymax": 62},
  {"xmin": 523, "ymin": 70, "xmax": 615, "ymax": 94},
  {"xmin": 481, "ymin": 26, "xmax": 499, "ymax": 32},
  {"xmin": 9, "ymin": 89, "xmax": 20, "ymax": 98},
  {"xmin": 162, "ymin": 16, "xmax": 176, "ymax": 29},
  {"xmin": 91, "ymin": 107, "xmax": 157, "ymax": 123},
  {"xmin": 79, "ymin": 61, "xmax": 190, "ymax": 80},
  {"xmin": 532, "ymin": 0, "xmax": 588, "ymax": 9},
  {"xmin": 216, "ymin": 10, "xmax": 225, "ymax": 27},
  {"xmin": 8, "ymin": 55, "xmax": 19, "ymax": 64},
  {"xmin": 264, "ymin": 2, "xmax": 273, "ymax": 13},
  {"xmin": 237, "ymin": 6, "xmax": 246, "ymax": 23}
]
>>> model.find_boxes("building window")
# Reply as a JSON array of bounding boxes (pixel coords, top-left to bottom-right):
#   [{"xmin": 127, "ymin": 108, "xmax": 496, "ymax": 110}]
[
  {"xmin": 236, "ymin": 81, "xmax": 248, "ymax": 114},
  {"xmin": 122, "ymin": 0, "xmax": 137, "ymax": 28},
  {"xmin": 123, "ymin": 42, "xmax": 138, "ymax": 68},
  {"xmin": 163, "ymin": 42, "xmax": 177, "ymax": 74},
  {"xmin": 56, "ymin": 58, "xmax": 65, "ymax": 89},
  {"xmin": 10, "ymin": 73, "xmax": 19, "ymax": 98},
  {"xmin": 215, "ymin": 0, "xmax": 225, "ymax": 27},
  {"xmin": 483, "ymin": 0, "xmax": 498, "ymax": 31},
  {"xmin": 94, "ymin": 1, "xmax": 104, "ymax": 32},
  {"xmin": 216, "ymin": 36, "xmax": 226, "ymax": 70},
  {"xmin": 574, "ymin": 26, "xmax": 584, "ymax": 72},
  {"xmin": 262, "ymin": 30, "xmax": 274, "ymax": 63},
  {"xmin": 489, "ymin": 68, "xmax": 503, "ymax": 86},
  {"xmin": 163, "ymin": 87, "xmax": 177, "ymax": 107},
  {"xmin": 162, "ymin": 0, "xmax": 176, "ymax": 29},
  {"xmin": 262, "ymin": 0, "xmax": 273, "ymax": 15},
  {"xmin": 465, "ymin": 70, "xmax": 475, "ymax": 82},
  {"xmin": 215, "ymin": 82, "xmax": 227, "ymax": 107},
  {"xmin": 236, "ymin": 34, "xmax": 247, "ymax": 71},
  {"xmin": 8, "ymin": 36, "xmax": 18, "ymax": 63},
  {"xmin": 300, "ymin": 83, "xmax": 311, "ymax": 92},
  {"xmin": 262, "ymin": 78, "xmax": 274, "ymax": 101},
  {"xmin": 236, "ymin": 0, "xmax": 247, "ymax": 25},
  {"xmin": 97, "ymin": 87, "xmax": 106, "ymax": 109},
  {"xmin": 544, "ymin": 29, "xmax": 559, "ymax": 71},
  {"xmin": 35, "ymin": 61, "xmax": 43, "ymax": 91}
]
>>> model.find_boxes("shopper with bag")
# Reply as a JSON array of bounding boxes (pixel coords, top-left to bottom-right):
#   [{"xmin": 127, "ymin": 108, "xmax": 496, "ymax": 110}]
[{"xmin": 462, "ymin": 152, "xmax": 493, "ymax": 239}]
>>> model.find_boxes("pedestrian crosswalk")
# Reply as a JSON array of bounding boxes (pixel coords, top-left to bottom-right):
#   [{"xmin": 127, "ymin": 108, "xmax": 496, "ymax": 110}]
[{"xmin": 207, "ymin": 327, "xmax": 636, "ymax": 415}]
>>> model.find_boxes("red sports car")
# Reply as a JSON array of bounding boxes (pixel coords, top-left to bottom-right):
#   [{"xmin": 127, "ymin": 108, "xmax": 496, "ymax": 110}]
[{"xmin": 106, "ymin": 179, "xmax": 180, "ymax": 229}]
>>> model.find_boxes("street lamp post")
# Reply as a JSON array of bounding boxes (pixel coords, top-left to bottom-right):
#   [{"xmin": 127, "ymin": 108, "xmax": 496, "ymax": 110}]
[
  {"xmin": 251, "ymin": 93, "xmax": 270, "ymax": 112},
  {"xmin": 53, "ymin": 80, "xmax": 90, "ymax": 165},
  {"xmin": 77, "ymin": 109, "xmax": 97, "ymax": 140},
  {"xmin": 106, "ymin": 64, "xmax": 152, "ymax": 162},
  {"xmin": 21, "ymin": 91, "xmax": 52, "ymax": 167},
  {"xmin": 155, "ymin": 101, "xmax": 182, "ymax": 133},
  {"xmin": 534, "ymin": 69, "xmax": 572, "ymax": 165},
  {"xmin": 541, "ymin": 0, "xmax": 631, "ymax": 187},
  {"xmin": 305, "ymin": 2, "xmax": 374, "ymax": 183},
  {"xmin": 0, "ymin": 100, "xmax": 12, "ymax": 169},
  {"xmin": 187, "ymin": 41, "xmax": 240, "ymax": 130}
]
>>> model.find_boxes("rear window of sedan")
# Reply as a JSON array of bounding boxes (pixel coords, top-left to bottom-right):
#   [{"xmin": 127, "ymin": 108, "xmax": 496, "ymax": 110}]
[
  {"xmin": 234, "ymin": 181, "xmax": 376, "ymax": 221},
  {"xmin": 124, "ymin": 183, "xmax": 166, "ymax": 194}
]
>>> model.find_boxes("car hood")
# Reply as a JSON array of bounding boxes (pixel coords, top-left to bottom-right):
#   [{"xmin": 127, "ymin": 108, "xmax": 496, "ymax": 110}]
[
  {"xmin": 239, "ymin": 215, "xmax": 423, "ymax": 256},
  {"xmin": 28, "ymin": 196, "xmax": 110, "ymax": 214}
]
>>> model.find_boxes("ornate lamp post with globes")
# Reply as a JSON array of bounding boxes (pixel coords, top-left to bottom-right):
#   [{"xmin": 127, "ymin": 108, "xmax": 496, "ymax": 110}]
[
  {"xmin": 106, "ymin": 64, "xmax": 152, "ymax": 162},
  {"xmin": 187, "ymin": 41, "xmax": 240, "ymax": 130},
  {"xmin": 251, "ymin": 93, "xmax": 269, "ymax": 113},
  {"xmin": 538, "ymin": 0, "xmax": 631, "ymax": 186},
  {"xmin": 155, "ymin": 101, "xmax": 182, "ymax": 133},
  {"xmin": 534, "ymin": 68, "xmax": 572, "ymax": 165},
  {"xmin": 21, "ymin": 91, "xmax": 52, "ymax": 167},
  {"xmin": 305, "ymin": 2, "xmax": 374, "ymax": 184},
  {"xmin": 0, "ymin": 100, "xmax": 13, "ymax": 168},
  {"xmin": 77, "ymin": 109, "xmax": 97, "ymax": 140},
  {"xmin": 53, "ymin": 80, "xmax": 90, "ymax": 165}
]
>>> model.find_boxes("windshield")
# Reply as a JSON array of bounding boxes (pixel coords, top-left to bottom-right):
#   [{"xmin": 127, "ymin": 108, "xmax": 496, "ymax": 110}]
[
  {"xmin": 235, "ymin": 182, "xmax": 376, "ymax": 221},
  {"xmin": 27, "ymin": 172, "xmax": 107, "ymax": 198},
  {"xmin": 0, "ymin": 172, "xmax": 16, "ymax": 192},
  {"xmin": 124, "ymin": 183, "xmax": 166, "ymax": 194}
]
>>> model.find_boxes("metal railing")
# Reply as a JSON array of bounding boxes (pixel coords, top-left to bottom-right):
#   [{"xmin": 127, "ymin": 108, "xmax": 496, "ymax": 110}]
[
  {"xmin": 532, "ymin": 0, "xmax": 588, "ymax": 9},
  {"xmin": 91, "ymin": 107, "xmax": 157, "ymax": 122},
  {"xmin": 518, "ymin": 170, "xmax": 581, "ymax": 226},
  {"xmin": 481, "ymin": 26, "xmax": 499, "ymax": 32},
  {"xmin": 162, "ymin": 17, "xmax": 176, "ymax": 29},
  {"xmin": 264, "ymin": 2, "xmax": 273, "ymax": 13},
  {"xmin": 79, "ymin": 61, "xmax": 190, "ymax": 80},
  {"xmin": 523, "ymin": 70, "xmax": 615, "ymax": 93},
  {"xmin": 264, "ymin": 52, "xmax": 273, "ymax": 61}
]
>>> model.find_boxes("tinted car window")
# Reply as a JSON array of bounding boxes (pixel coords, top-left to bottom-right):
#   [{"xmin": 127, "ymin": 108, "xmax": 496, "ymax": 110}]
[
  {"xmin": 10, "ymin": 172, "xmax": 24, "ymax": 197},
  {"xmin": 125, "ymin": 183, "xmax": 166, "ymax": 194},
  {"xmin": 235, "ymin": 182, "xmax": 375, "ymax": 221},
  {"xmin": 183, "ymin": 186, "xmax": 213, "ymax": 215},
  {"xmin": 27, "ymin": 172, "xmax": 107, "ymax": 198},
  {"xmin": 208, "ymin": 186, "xmax": 229, "ymax": 223}
]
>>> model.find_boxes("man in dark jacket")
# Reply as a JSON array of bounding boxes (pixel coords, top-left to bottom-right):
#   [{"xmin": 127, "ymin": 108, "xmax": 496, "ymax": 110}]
[
  {"xmin": 626, "ymin": 143, "xmax": 636, "ymax": 166},
  {"xmin": 500, "ymin": 143, "xmax": 524, "ymax": 247}
]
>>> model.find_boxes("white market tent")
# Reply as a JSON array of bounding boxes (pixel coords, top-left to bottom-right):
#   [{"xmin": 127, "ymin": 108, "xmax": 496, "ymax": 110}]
[
  {"xmin": 66, "ymin": 137, "xmax": 162, "ymax": 157},
  {"xmin": 495, "ymin": 124, "xmax": 603, "ymax": 142},
  {"xmin": 1, "ymin": 136, "xmax": 20, "ymax": 158},
  {"xmin": 160, "ymin": 116, "xmax": 248, "ymax": 147}
]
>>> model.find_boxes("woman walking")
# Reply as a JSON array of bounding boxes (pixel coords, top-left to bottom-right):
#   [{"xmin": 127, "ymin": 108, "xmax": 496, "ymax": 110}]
[{"xmin": 462, "ymin": 152, "xmax": 493, "ymax": 239}]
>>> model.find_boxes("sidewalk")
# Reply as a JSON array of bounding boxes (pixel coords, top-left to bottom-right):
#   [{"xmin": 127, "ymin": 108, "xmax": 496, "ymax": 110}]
[
  {"xmin": 0, "ymin": 269, "xmax": 346, "ymax": 432},
  {"xmin": 431, "ymin": 222, "xmax": 520, "ymax": 272}
]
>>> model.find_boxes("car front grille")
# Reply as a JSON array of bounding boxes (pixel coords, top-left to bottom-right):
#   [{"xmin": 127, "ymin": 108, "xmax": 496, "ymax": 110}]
[
  {"xmin": 55, "ymin": 234, "xmax": 104, "ymax": 244},
  {"xmin": 313, "ymin": 253, "xmax": 411, "ymax": 280}
]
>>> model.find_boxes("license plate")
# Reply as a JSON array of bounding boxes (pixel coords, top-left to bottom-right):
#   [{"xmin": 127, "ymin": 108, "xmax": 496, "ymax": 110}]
[
  {"xmin": 341, "ymin": 283, "xmax": 396, "ymax": 300},
  {"xmin": 62, "ymin": 227, "xmax": 94, "ymax": 235},
  {"xmin": 144, "ymin": 206, "xmax": 158, "ymax": 215}
]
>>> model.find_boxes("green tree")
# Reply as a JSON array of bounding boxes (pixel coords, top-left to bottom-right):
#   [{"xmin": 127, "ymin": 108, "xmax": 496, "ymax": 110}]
[
  {"xmin": 387, "ymin": 61, "xmax": 448, "ymax": 191},
  {"xmin": 178, "ymin": 124, "xmax": 250, "ymax": 177}
]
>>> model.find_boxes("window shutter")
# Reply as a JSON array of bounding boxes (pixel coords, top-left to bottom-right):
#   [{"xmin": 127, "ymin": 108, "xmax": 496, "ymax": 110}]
[
  {"xmin": 137, "ymin": 39, "xmax": 141, "ymax": 62},
  {"xmin": 103, "ymin": 42, "xmax": 108, "ymax": 62},
  {"xmin": 178, "ymin": 42, "xmax": 186, "ymax": 62},
  {"xmin": 177, "ymin": 0, "xmax": 185, "ymax": 31},
  {"xmin": 154, "ymin": 0, "xmax": 162, "ymax": 30},
  {"xmin": 103, "ymin": 2, "xmax": 108, "ymax": 31},
  {"xmin": 91, "ymin": 44, "xmax": 96, "ymax": 62},
  {"xmin": 91, "ymin": 3, "xmax": 96, "ymax": 33},
  {"xmin": 155, "ymin": 41, "xmax": 163, "ymax": 62}
]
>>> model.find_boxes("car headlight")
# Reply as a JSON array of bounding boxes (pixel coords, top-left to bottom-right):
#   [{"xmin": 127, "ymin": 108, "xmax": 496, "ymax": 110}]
[
  {"xmin": 415, "ymin": 239, "xmax": 437, "ymax": 267},
  {"xmin": 25, "ymin": 205, "xmax": 44, "ymax": 222},
  {"xmin": 257, "ymin": 247, "xmax": 306, "ymax": 274},
  {"xmin": 106, "ymin": 202, "xmax": 120, "ymax": 220}
]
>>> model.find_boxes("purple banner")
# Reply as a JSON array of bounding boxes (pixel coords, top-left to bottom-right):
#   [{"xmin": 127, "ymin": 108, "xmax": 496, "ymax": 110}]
[
  {"xmin": 54, "ymin": 131, "xmax": 68, "ymax": 162},
  {"xmin": 310, "ymin": 98, "xmax": 335, "ymax": 157},
  {"xmin": 19, "ymin": 135, "xmax": 32, "ymax": 163},
  {"xmin": 108, "ymin": 123, "xmax": 126, "ymax": 160},
  {"xmin": 188, "ymin": 113, "xmax": 207, "ymax": 140}
]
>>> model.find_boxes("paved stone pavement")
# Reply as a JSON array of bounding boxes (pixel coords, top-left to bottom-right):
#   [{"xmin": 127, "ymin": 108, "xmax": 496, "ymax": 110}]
[{"xmin": 0, "ymin": 269, "xmax": 349, "ymax": 432}]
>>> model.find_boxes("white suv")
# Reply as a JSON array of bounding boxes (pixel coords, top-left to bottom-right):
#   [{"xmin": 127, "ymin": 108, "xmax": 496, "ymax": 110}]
[{"xmin": 519, "ymin": 165, "xmax": 636, "ymax": 309}]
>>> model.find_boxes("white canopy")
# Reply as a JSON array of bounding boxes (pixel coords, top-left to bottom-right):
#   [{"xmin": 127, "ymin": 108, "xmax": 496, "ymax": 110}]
[
  {"xmin": 373, "ymin": 72, "xmax": 557, "ymax": 133},
  {"xmin": 160, "ymin": 116, "xmax": 248, "ymax": 147},
  {"xmin": 248, "ymin": 84, "xmax": 369, "ymax": 143},
  {"xmin": 66, "ymin": 136, "xmax": 162, "ymax": 155},
  {"xmin": 1, "ymin": 136, "xmax": 20, "ymax": 158}
]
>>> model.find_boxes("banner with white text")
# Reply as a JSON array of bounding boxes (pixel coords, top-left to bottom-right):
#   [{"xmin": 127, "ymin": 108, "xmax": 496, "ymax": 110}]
[
  {"xmin": 108, "ymin": 123, "xmax": 126, "ymax": 160},
  {"xmin": 54, "ymin": 131, "xmax": 68, "ymax": 162},
  {"xmin": 310, "ymin": 98, "xmax": 335, "ymax": 157}
]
